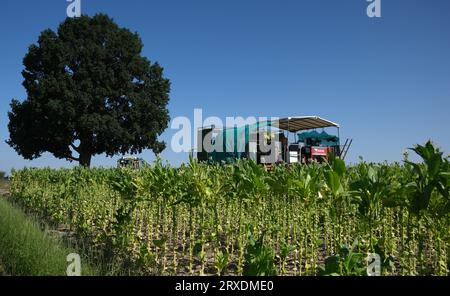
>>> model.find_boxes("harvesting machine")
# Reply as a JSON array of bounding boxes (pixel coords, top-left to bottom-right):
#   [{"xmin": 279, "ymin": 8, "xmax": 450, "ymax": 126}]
[{"xmin": 196, "ymin": 116, "xmax": 352, "ymax": 165}]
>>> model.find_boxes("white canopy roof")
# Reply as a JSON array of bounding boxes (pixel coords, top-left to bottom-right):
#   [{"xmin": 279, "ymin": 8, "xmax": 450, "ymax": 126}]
[{"xmin": 274, "ymin": 116, "xmax": 340, "ymax": 132}]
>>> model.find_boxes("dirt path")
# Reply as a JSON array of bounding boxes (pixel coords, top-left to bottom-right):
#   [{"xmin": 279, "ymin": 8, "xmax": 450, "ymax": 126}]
[
  {"xmin": 0, "ymin": 182, "xmax": 10, "ymax": 198},
  {"xmin": 0, "ymin": 263, "xmax": 6, "ymax": 276}
]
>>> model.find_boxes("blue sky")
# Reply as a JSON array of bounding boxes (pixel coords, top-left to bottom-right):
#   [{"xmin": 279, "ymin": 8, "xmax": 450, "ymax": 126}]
[{"xmin": 1, "ymin": 0, "xmax": 449, "ymax": 173}]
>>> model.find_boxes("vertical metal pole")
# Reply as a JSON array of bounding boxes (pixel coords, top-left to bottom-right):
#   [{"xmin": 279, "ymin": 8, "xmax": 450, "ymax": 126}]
[
  {"xmin": 223, "ymin": 127, "xmax": 226, "ymax": 156},
  {"xmin": 245, "ymin": 124, "xmax": 249, "ymax": 158},
  {"xmin": 234, "ymin": 125, "xmax": 238, "ymax": 159},
  {"xmin": 288, "ymin": 118, "xmax": 290, "ymax": 143},
  {"xmin": 338, "ymin": 127, "xmax": 341, "ymax": 157},
  {"xmin": 257, "ymin": 121, "xmax": 260, "ymax": 164}
]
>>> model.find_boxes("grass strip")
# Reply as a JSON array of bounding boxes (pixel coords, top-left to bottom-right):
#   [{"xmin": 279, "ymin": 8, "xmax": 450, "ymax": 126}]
[{"xmin": 0, "ymin": 197, "xmax": 97, "ymax": 276}]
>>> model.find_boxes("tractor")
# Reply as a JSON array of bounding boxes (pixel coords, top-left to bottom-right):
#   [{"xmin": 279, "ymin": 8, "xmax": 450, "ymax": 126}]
[{"xmin": 117, "ymin": 156, "xmax": 148, "ymax": 170}]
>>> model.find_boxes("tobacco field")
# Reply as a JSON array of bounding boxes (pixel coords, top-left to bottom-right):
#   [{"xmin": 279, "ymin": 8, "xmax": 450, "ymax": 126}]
[{"xmin": 9, "ymin": 142, "xmax": 450, "ymax": 276}]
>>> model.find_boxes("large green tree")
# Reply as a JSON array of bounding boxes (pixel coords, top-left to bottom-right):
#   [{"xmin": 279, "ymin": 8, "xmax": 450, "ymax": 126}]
[{"xmin": 7, "ymin": 14, "xmax": 170, "ymax": 167}]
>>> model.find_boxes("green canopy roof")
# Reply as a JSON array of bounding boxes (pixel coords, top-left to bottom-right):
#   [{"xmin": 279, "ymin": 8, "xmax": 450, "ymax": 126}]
[{"xmin": 298, "ymin": 131, "xmax": 339, "ymax": 142}]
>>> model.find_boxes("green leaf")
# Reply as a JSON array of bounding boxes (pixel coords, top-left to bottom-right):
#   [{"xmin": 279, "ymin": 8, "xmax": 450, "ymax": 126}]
[
  {"xmin": 326, "ymin": 171, "xmax": 343, "ymax": 197},
  {"xmin": 332, "ymin": 158, "xmax": 347, "ymax": 177}
]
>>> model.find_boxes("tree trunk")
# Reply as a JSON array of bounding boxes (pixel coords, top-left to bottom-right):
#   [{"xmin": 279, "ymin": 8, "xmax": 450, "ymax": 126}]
[
  {"xmin": 79, "ymin": 151, "xmax": 92, "ymax": 168},
  {"xmin": 78, "ymin": 139, "xmax": 92, "ymax": 168}
]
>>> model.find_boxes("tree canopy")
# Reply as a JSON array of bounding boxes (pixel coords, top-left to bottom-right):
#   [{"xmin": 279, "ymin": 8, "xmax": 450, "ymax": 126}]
[{"xmin": 7, "ymin": 14, "xmax": 171, "ymax": 167}]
